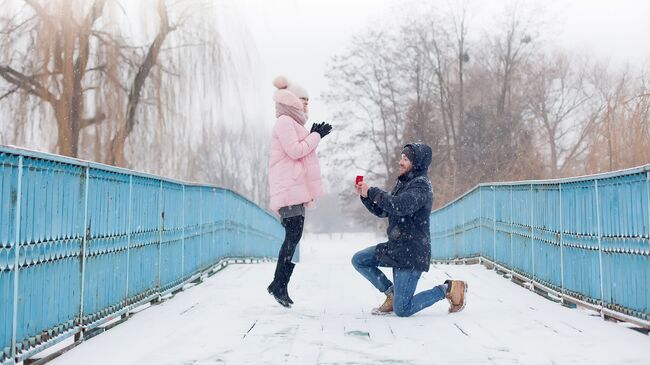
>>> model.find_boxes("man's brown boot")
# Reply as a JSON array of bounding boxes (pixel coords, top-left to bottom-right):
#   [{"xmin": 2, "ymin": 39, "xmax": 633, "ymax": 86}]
[
  {"xmin": 371, "ymin": 292, "xmax": 394, "ymax": 315},
  {"xmin": 445, "ymin": 280, "xmax": 467, "ymax": 313}
]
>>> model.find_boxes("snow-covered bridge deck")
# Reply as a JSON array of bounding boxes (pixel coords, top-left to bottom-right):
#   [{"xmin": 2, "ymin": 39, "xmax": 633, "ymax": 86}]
[{"xmin": 48, "ymin": 233, "xmax": 647, "ymax": 365}]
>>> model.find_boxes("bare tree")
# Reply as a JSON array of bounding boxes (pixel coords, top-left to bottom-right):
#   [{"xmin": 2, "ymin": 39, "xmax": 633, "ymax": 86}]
[
  {"xmin": 324, "ymin": 2, "xmax": 549, "ymax": 210},
  {"xmin": 525, "ymin": 53, "xmax": 601, "ymax": 177},
  {"xmin": 324, "ymin": 29, "xmax": 408, "ymax": 186},
  {"xmin": 477, "ymin": 3, "xmax": 541, "ymax": 179},
  {"xmin": 484, "ymin": 3, "xmax": 538, "ymax": 121},
  {"xmin": 584, "ymin": 65, "xmax": 650, "ymax": 172},
  {"xmin": 0, "ymin": 0, "xmax": 109, "ymax": 157},
  {"xmin": 106, "ymin": 0, "xmax": 175, "ymax": 167},
  {"xmin": 403, "ymin": 7, "xmax": 459, "ymax": 198},
  {"xmin": 0, "ymin": 0, "xmax": 227, "ymax": 171},
  {"xmin": 189, "ymin": 120, "xmax": 271, "ymax": 208},
  {"xmin": 417, "ymin": 2, "xmax": 472, "ymax": 198}
]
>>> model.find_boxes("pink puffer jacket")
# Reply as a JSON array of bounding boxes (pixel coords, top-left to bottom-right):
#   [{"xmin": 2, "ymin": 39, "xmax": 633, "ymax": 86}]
[{"xmin": 269, "ymin": 115, "xmax": 325, "ymax": 213}]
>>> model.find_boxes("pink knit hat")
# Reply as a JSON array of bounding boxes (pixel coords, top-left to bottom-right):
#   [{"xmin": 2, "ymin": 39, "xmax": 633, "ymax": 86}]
[{"xmin": 273, "ymin": 76, "xmax": 308, "ymax": 109}]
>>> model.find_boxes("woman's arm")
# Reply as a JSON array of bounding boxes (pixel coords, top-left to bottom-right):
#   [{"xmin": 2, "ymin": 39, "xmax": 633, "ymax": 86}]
[{"xmin": 275, "ymin": 116, "xmax": 321, "ymax": 160}]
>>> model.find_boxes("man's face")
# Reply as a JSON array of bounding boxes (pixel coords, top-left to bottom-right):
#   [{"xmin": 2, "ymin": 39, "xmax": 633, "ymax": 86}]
[{"xmin": 398, "ymin": 153, "xmax": 413, "ymax": 176}]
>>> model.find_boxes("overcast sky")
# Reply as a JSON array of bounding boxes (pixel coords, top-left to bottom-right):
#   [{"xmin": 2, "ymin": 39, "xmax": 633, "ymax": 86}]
[{"xmin": 217, "ymin": 0, "xmax": 650, "ymax": 129}]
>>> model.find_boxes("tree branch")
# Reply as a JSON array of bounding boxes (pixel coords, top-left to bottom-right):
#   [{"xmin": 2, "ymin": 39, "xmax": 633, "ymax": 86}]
[
  {"xmin": 0, "ymin": 65, "xmax": 57, "ymax": 103},
  {"xmin": 0, "ymin": 86, "xmax": 20, "ymax": 101},
  {"xmin": 86, "ymin": 65, "xmax": 107, "ymax": 73},
  {"xmin": 74, "ymin": 0, "xmax": 107, "ymax": 92},
  {"xmin": 124, "ymin": 1, "xmax": 173, "ymax": 133},
  {"xmin": 109, "ymin": 0, "xmax": 175, "ymax": 165},
  {"xmin": 81, "ymin": 111, "xmax": 106, "ymax": 128},
  {"xmin": 24, "ymin": 0, "xmax": 57, "ymax": 28}
]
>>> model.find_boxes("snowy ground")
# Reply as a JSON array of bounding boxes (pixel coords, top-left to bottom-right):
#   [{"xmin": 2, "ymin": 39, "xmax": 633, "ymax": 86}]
[{"xmin": 49, "ymin": 233, "xmax": 648, "ymax": 365}]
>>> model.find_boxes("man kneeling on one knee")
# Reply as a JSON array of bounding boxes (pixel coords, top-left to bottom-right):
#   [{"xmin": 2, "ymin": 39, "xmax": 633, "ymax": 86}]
[{"xmin": 352, "ymin": 143, "xmax": 467, "ymax": 317}]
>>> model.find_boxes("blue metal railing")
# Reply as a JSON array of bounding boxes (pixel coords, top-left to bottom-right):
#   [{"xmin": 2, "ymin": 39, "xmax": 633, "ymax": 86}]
[
  {"xmin": 0, "ymin": 145, "xmax": 284, "ymax": 364},
  {"xmin": 430, "ymin": 165, "xmax": 650, "ymax": 326}
]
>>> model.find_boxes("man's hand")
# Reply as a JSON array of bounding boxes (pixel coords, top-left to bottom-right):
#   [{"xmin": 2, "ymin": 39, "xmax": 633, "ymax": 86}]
[{"xmin": 355, "ymin": 181, "xmax": 369, "ymax": 198}]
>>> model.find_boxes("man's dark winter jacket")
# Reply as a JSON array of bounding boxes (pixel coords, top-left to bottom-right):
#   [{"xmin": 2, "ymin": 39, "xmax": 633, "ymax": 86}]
[{"xmin": 360, "ymin": 143, "xmax": 433, "ymax": 272}]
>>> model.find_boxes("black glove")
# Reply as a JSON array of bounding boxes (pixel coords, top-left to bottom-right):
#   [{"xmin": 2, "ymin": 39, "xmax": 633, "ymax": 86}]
[
  {"xmin": 314, "ymin": 122, "xmax": 332, "ymax": 138},
  {"xmin": 310, "ymin": 122, "xmax": 324, "ymax": 134}
]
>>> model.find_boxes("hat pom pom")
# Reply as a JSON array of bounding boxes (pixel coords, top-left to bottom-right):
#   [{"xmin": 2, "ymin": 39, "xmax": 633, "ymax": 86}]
[{"xmin": 273, "ymin": 76, "xmax": 289, "ymax": 89}]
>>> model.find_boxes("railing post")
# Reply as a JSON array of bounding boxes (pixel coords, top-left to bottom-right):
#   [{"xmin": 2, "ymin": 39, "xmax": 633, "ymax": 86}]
[
  {"xmin": 461, "ymin": 198, "xmax": 465, "ymax": 259},
  {"xmin": 510, "ymin": 186, "xmax": 514, "ymax": 273},
  {"xmin": 78, "ymin": 165, "xmax": 90, "ymax": 340},
  {"xmin": 448, "ymin": 207, "xmax": 452, "ymax": 261},
  {"xmin": 478, "ymin": 185, "xmax": 483, "ymax": 262},
  {"xmin": 216, "ymin": 189, "xmax": 219, "ymax": 261},
  {"xmin": 245, "ymin": 202, "xmax": 250, "ymax": 258},
  {"xmin": 646, "ymin": 171, "xmax": 650, "ymax": 250},
  {"xmin": 493, "ymin": 186, "xmax": 496, "ymax": 262},
  {"xmin": 158, "ymin": 181, "xmax": 163, "ymax": 291},
  {"xmin": 199, "ymin": 189, "xmax": 203, "ymax": 271},
  {"xmin": 445, "ymin": 207, "xmax": 447, "ymax": 260},
  {"xmin": 242, "ymin": 201, "xmax": 246, "ymax": 258},
  {"xmin": 212, "ymin": 189, "xmax": 216, "ymax": 263},
  {"xmin": 531, "ymin": 184, "xmax": 535, "ymax": 282},
  {"xmin": 125, "ymin": 176, "xmax": 133, "ymax": 309},
  {"xmin": 443, "ymin": 208, "xmax": 447, "ymax": 260},
  {"xmin": 559, "ymin": 184, "xmax": 564, "ymax": 294},
  {"xmin": 181, "ymin": 185, "xmax": 185, "ymax": 281},
  {"xmin": 10, "ymin": 156, "xmax": 23, "ymax": 363},
  {"xmin": 594, "ymin": 179, "xmax": 604, "ymax": 312},
  {"xmin": 222, "ymin": 191, "xmax": 226, "ymax": 260}
]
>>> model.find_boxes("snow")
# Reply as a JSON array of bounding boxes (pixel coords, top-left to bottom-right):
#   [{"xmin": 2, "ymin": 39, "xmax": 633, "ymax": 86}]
[{"xmin": 49, "ymin": 233, "xmax": 647, "ymax": 365}]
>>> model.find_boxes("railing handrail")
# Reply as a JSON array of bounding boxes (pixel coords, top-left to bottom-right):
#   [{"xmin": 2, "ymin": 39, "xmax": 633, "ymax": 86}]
[
  {"xmin": 0, "ymin": 144, "xmax": 279, "ymax": 222},
  {"xmin": 434, "ymin": 163, "xmax": 650, "ymax": 213}
]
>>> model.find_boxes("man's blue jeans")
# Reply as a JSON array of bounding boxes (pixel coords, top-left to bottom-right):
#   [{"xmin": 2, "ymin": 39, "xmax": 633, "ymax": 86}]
[{"xmin": 351, "ymin": 245, "xmax": 447, "ymax": 317}]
